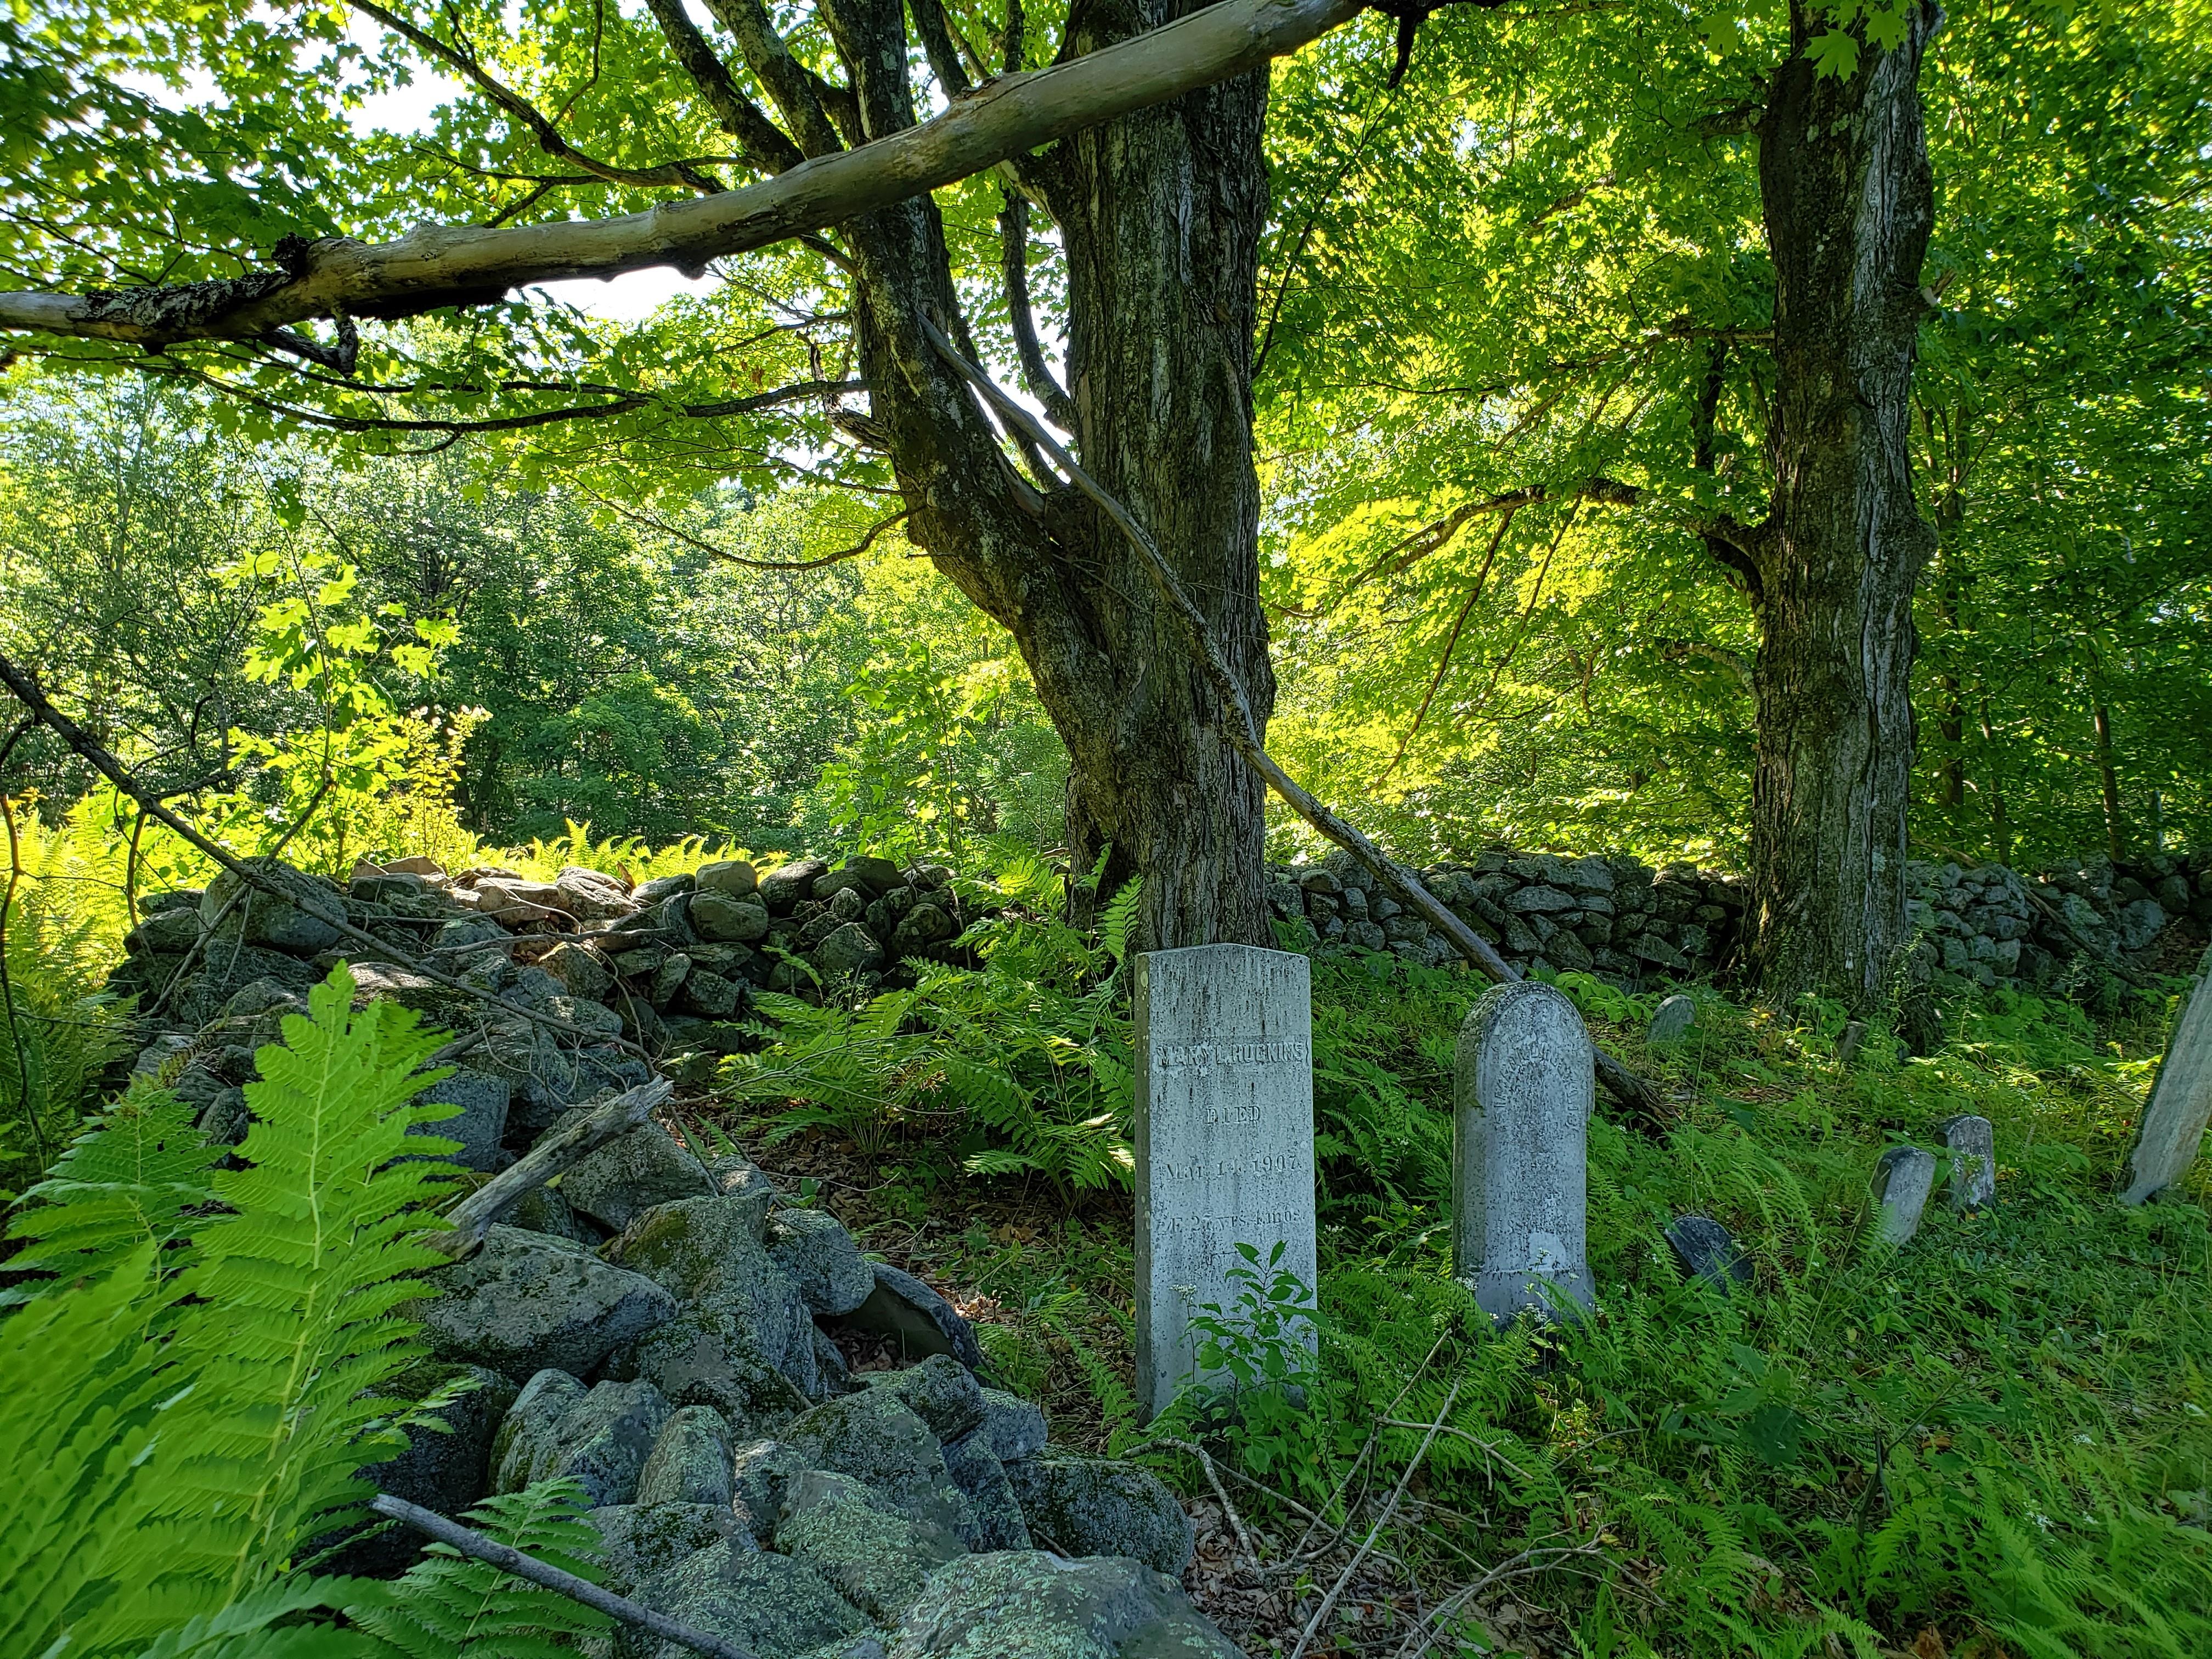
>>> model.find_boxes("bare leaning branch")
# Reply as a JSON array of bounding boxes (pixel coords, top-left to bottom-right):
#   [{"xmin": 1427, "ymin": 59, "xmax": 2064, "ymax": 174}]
[{"xmin": 0, "ymin": 0, "xmax": 1363, "ymax": 351}]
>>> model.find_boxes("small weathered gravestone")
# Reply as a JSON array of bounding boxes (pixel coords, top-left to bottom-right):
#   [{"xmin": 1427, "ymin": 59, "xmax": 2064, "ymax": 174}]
[
  {"xmin": 1133, "ymin": 944, "xmax": 1317, "ymax": 1420},
  {"xmin": 2118, "ymin": 952, "xmax": 2212, "ymax": 1205},
  {"xmin": 1647, "ymin": 994, "xmax": 1696, "ymax": 1045},
  {"xmin": 1871, "ymin": 1146, "xmax": 1937, "ymax": 1245},
  {"xmin": 1837, "ymin": 1019, "xmax": 1869, "ymax": 1065},
  {"xmin": 1935, "ymin": 1114, "xmax": 1996, "ymax": 1210},
  {"xmin": 1665, "ymin": 1214, "xmax": 1751, "ymax": 1293},
  {"xmin": 1454, "ymin": 980, "xmax": 1595, "ymax": 1325}
]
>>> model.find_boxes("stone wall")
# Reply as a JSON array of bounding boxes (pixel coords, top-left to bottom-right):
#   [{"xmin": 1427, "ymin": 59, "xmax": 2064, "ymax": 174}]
[{"xmin": 1268, "ymin": 845, "xmax": 2212, "ymax": 996}]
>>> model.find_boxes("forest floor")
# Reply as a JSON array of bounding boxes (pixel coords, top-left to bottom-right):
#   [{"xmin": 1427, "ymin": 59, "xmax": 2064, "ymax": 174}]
[{"xmin": 703, "ymin": 956, "xmax": 2212, "ymax": 1658}]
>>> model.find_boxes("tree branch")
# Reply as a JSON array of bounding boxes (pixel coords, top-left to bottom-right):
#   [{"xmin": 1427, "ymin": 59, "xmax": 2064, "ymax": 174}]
[
  {"xmin": 349, "ymin": 0, "xmax": 726, "ymax": 194},
  {"xmin": 997, "ymin": 191, "xmax": 1079, "ymax": 431},
  {"xmin": 368, "ymin": 1494, "xmax": 760, "ymax": 1659},
  {"xmin": 925, "ymin": 323, "xmax": 1664, "ymax": 1125},
  {"xmin": 703, "ymin": 0, "xmax": 856, "ymax": 154},
  {"xmin": 580, "ymin": 488, "xmax": 912, "ymax": 570},
  {"xmin": 1, "ymin": 0, "xmax": 1362, "ymax": 350},
  {"xmin": 426, "ymin": 1077, "xmax": 672, "ymax": 1259},
  {"xmin": 640, "ymin": 0, "xmax": 808, "ymax": 175}
]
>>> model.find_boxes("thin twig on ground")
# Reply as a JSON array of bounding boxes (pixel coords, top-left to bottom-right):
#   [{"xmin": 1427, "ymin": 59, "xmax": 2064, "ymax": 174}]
[{"xmin": 1290, "ymin": 1379, "xmax": 1463, "ymax": 1658}]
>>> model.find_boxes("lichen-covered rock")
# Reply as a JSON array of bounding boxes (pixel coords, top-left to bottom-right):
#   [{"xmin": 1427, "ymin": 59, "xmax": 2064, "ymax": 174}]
[
  {"xmin": 603, "ymin": 1308, "xmax": 810, "ymax": 1435},
  {"xmin": 588, "ymin": 1501, "xmax": 746, "ymax": 1596},
  {"xmin": 419, "ymin": 1224, "xmax": 677, "ymax": 1378},
  {"xmin": 889, "ymin": 904, "xmax": 956, "ymax": 957},
  {"xmin": 697, "ymin": 859, "xmax": 759, "ymax": 898},
  {"xmin": 885, "ymin": 1551, "xmax": 1243, "ymax": 1658},
  {"xmin": 125, "ymin": 905, "xmax": 204, "ymax": 956},
  {"xmin": 836, "ymin": 1265, "xmax": 983, "ymax": 1371},
  {"xmin": 634, "ymin": 872, "xmax": 696, "ymax": 905},
  {"xmin": 814, "ymin": 922, "xmax": 884, "ymax": 977},
  {"xmin": 171, "ymin": 943, "xmax": 318, "ymax": 1027},
  {"xmin": 490, "ymin": 1368, "xmax": 586, "ymax": 1485},
  {"xmin": 495, "ymin": 1181, "xmax": 598, "ymax": 1246},
  {"xmin": 679, "ymin": 969, "xmax": 744, "ymax": 1019},
  {"xmin": 709, "ymin": 1152, "xmax": 787, "ymax": 1205},
  {"xmin": 780, "ymin": 1390, "xmax": 978, "ymax": 1547},
  {"xmin": 556, "ymin": 867, "xmax": 639, "ymax": 923},
  {"xmin": 637, "ymin": 1404, "xmax": 735, "ymax": 1508},
  {"xmin": 412, "ymin": 1066, "xmax": 511, "ymax": 1171},
  {"xmin": 941, "ymin": 1429, "xmax": 1030, "ymax": 1552},
  {"xmin": 692, "ymin": 893, "xmax": 773, "ymax": 944},
  {"xmin": 1002, "ymin": 1449, "xmax": 1193, "ymax": 1576},
  {"xmin": 609, "ymin": 1195, "xmax": 820, "ymax": 1396},
  {"xmin": 541, "ymin": 941, "xmax": 617, "ymax": 1002},
  {"xmin": 759, "ymin": 860, "xmax": 830, "ymax": 915},
  {"xmin": 331, "ymin": 1363, "xmax": 518, "ymax": 1577},
  {"xmin": 200, "ymin": 858, "xmax": 346, "ymax": 955},
  {"xmin": 495, "ymin": 1375, "xmax": 670, "ymax": 1506},
  {"xmin": 862, "ymin": 1356, "xmax": 985, "ymax": 1442},
  {"xmin": 731, "ymin": 1438, "xmax": 815, "ymax": 1546},
  {"xmin": 558, "ymin": 1119, "xmax": 714, "ymax": 1231},
  {"xmin": 770, "ymin": 1208, "xmax": 877, "ymax": 1318},
  {"xmin": 775, "ymin": 1470, "xmax": 967, "ymax": 1625},
  {"xmin": 627, "ymin": 1539, "xmax": 868, "ymax": 1659},
  {"xmin": 977, "ymin": 1390, "xmax": 1048, "ymax": 1465}
]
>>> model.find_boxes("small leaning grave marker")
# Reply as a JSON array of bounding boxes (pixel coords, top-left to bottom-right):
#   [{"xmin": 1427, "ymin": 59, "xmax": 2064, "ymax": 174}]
[
  {"xmin": 1454, "ymin": 979, "xmax": 1596, "ymax": 1325},
  {"xmin": 2118, "ymin": 950, "xmax": 2212, "ymax": 1206},
  {"xmin": 1647, "ymin": 994, "xmax": 1696, "ymax": 1046},
  {"xmin": 1871, "ymin": 1146, "xmax": 1936, "ymax": 1245},
  {"xmin": 1133, "ymin": 943, "xmax": 1318, "ymax": 1420}
]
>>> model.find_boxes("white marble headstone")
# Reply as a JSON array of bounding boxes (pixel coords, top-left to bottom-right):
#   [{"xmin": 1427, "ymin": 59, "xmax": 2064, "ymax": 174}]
[
  {"xmin": 2119, "ymin": 957, "xmax": 2212, "ymax": 1205},
  {"xmin": 1454, "ymin": 980, "xmax": 1595, "ymax": 1325},
  {"xmin": 1133, "ymin": 944, "xmax": 1317, "ymax": 1419}
]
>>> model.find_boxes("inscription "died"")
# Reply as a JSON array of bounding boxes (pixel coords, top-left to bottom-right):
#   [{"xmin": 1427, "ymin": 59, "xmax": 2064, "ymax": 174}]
[{"xmin": 1156, "ymin": 1037, "xmax": 1310, "ymax": 1070}]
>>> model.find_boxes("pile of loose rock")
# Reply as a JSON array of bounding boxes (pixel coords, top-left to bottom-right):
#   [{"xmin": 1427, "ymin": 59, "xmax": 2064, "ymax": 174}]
[
  {"xmin": 106, "ymin": 851, "xmax": 989, "ymax": 1157},
  {"xmin": 106, "ymin": 854, "xmax": 1238, "ymax": 1656},
  {"xmin": 388, "ymin": 1133, "xmax": 1229, "ymax": 1657}
]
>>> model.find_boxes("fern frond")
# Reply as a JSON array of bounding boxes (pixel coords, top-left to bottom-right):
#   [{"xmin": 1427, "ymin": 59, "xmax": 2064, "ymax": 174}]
[
  {"xmin": 1099, "ymin": 876, "xmax": 1142, "ymax": 964},
  {"xmin": 0, "ymin": 1242, "xmax": 179, "ymax": 1659},
  {"xmin": 3, "ymin": 1084, "xmax": 221, "ymax": 1299},
  {"xmin": 346, "ymin": 1479, "xmax": 612, "ymax": 1659}
]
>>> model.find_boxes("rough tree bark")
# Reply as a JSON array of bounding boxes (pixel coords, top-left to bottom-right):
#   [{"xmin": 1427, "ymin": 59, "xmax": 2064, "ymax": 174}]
[
  {"xmin": 1037, "ymin": 0, "xmax": 1276, "ymax": 948},
  {"xmin": 1743, "ymin": 1, "xmax": 1940, "ymax": 1011},
  {"xmin": 813, "ymin": 0, "xmax": 1277, "ymax": 951}
]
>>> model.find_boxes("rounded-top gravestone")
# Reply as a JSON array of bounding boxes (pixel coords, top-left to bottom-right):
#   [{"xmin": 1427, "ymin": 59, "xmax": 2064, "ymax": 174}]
[
  {"xmin": 1454, "ymin": 980, "xmax": 1595, "ymax": 1325},
  {"xmin": 1647, "ymin": 994, "xmax": 1696, "ymax": 1046}
]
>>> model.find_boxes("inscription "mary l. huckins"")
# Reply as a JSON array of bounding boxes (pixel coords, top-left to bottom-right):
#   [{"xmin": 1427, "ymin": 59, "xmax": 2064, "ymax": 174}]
[{"xmin": 1155, "ymin": 1037, "xmax": 1310, "ymax": 1070}]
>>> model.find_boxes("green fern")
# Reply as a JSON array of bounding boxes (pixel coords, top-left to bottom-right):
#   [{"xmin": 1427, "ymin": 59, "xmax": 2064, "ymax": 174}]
[
  {"xmin": 3, "ymin": 1082, "xmax": 219, "ymax": 1299},
  {"xmin": 0, "ymin": 963, "xmax": 467, "ymax": 1658},
  {"xmin": 346, "ymin": 1480, "xmax": 613, "ymax": 1658}
]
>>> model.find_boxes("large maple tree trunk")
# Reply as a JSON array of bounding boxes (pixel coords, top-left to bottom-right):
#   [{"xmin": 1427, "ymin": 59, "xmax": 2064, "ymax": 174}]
[
  {"xmin": 860, "ymin": 0, "xmax": 1278, "ymax": 955},
  {"xmin": 1036, "ymin": 0, "xmax": 1276, "ymax": 951},
  {"xmin": 1746, "ymin": 4, "xmax": 1939, "ymax": 1010}
]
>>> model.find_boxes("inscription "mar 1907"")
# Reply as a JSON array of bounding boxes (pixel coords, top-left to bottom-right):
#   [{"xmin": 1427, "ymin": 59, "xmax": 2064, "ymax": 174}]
[
  {"xmin": 1155, "ymin": 1037, "xmax": 1310, "ymax": 1070},
  {"xmin": 1156, "ymin": 1152, "xmax": 1300, "ymax": 1182}
]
